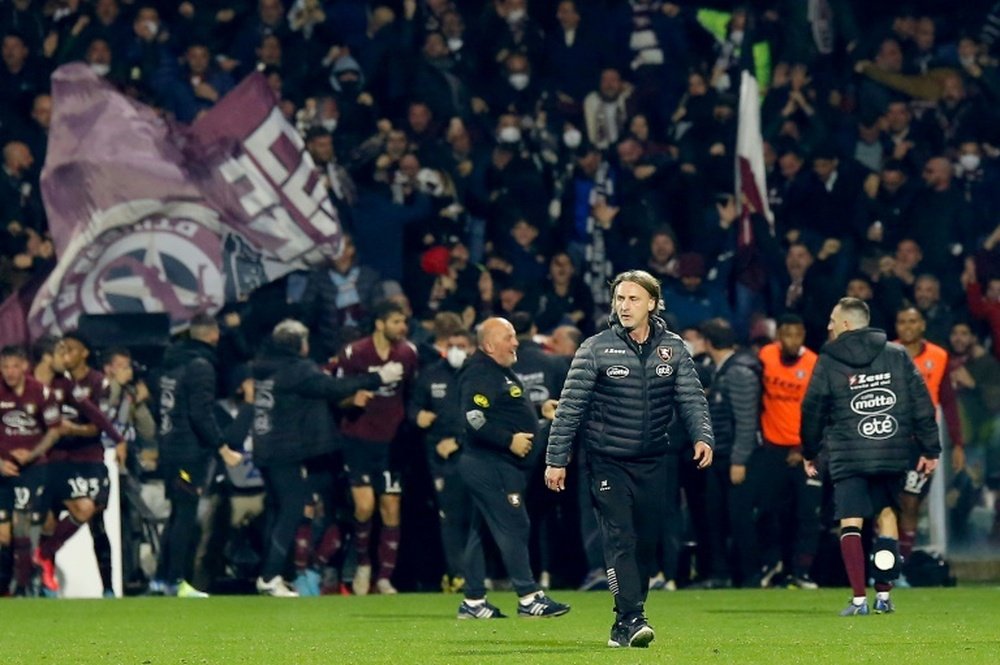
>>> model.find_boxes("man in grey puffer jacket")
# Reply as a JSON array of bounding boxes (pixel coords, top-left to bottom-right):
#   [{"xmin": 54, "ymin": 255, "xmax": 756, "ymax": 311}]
[{"xmin": 545, "ymin": 270, "xmax": 714, "ymax": 649}]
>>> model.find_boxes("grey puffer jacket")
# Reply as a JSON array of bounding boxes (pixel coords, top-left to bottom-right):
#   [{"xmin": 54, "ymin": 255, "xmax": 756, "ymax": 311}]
[{"xmin": 546, "ymin": 315, "xmax": 714, "ymax": 466}]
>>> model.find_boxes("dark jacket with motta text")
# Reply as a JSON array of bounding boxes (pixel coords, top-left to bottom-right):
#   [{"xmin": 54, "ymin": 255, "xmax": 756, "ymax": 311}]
[
  {"xmin": 546, "ymin": 315, "xmax": 715, "ymax": 466},
  {"xmin": 800, "ymin": 327, "xmax": 940, "ymax": 481},
  {"xmin": 158, "ymin": 339, "xmax": 224, "ymax": 463},
  {"xmin": 251, "ymin": 344, "xmax": 382, "ymax": 468},
  {"xmin": 457, "ymin": 351, "xmax": 538, "ymax": 470},
  {"xmin": 706, "ymin": 350, "xmax": 762, "ymax": 464}
]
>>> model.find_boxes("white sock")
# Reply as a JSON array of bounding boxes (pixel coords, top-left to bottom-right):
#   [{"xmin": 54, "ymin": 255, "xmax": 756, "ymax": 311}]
[
  {"xmin": 876, "ymin": 591, "xmax": 890, "ymax": 601},
  {"xmin": 464, "ymin": 598, "xmax": 485, "ymax": 607},
  {"xmin": 519, "ymin": 591, "xmax": 542, "ymax": 605},
  {"xmin": 853, "ymin": 596, "xmax": 867, "ymax": 606}
]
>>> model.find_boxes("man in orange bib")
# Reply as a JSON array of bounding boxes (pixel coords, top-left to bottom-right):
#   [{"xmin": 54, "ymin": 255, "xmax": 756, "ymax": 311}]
[
  {"xmin": 756, "ymin": 314, "xmax": 821, "ymax": 588},
  {"xmin": 894, "ymin": 307, "xmax": 964, "ymax": 564}
]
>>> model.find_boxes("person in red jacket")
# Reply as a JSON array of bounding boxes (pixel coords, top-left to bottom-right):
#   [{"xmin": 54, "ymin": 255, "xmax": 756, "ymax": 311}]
[{"xmin": 963, "ymin": 258, "xmax": 1000, "ymax": 362}]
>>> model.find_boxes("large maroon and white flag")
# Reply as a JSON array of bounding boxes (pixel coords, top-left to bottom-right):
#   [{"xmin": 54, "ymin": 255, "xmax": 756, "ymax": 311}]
[
  {"xmin": 26, "ymin": 63, "xmax": 340, "ymax": 337},
  {"xmin": 735, "ymin": 70, "xmax": 774, "ymax": 247}
]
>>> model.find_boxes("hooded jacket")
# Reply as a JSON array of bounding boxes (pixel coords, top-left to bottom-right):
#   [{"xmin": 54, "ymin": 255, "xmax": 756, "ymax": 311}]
[
  {"xmin": 801, "ymin": 327, "xmax": 940, "ymax": 481},
  {"xmin": 158, "ymin": 339, "xmax": 224, "ymax": 463},
  {"xmin": 546, "ymin": 315, "xmax": 714, "ymax": 466},
  {"xmin": 251, "ymin": 343, "xmax": 381, "ymax": 467},
  {"xmin": 706, "ymin": 350, "xmax": 762, "ymax": 464}
]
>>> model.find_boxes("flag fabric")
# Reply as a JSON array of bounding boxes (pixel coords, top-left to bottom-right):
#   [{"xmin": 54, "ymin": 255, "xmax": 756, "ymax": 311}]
[
  {"xmin": 735, "ymin": 69, "xmax": 774, "ymax": 248},
  {"xmin": 27, "ymin": 63, "xmax": 341, "ymax": 338}
]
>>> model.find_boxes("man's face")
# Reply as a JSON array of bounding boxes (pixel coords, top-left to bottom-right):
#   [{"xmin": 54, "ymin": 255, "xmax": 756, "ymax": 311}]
[
  {"xmin": 86, "ymin": 39, "xmax": 112, "ymax": 66},
  {"xmin": 0, "ymin": 355, "xmax": 26, "ymax": 389},
  {"xmin": 2, "ymin": 35, "xmax": 28, "ymax": 71},
  {"xmin": 599, "ymin": 70, "xmax": 622, "ymax": 99},
  {"xmin": 104, "ymin": 354, "xmax": 133, "ymax": 385},
  {"xmin": 986, "ymin": 278, "xmax": 1000, "ymax": 301},
  {"xmin": 828, "ymin": 305, "xmax": 847, "ymax": 340},
  {"xmin": 186, "ymin": 46, "xmax": 211, "ymax": 75},
  {"xmin": 923, "ymin": 158, "xmax": 951, "ymax": 189},
  {"xmin": 424, "ymin": 33, "xmax": 448, "ymax": 59},
  {"xmin": 51, "ymin": 343, "xmax": 66, "ymax": 373},
  {"xmin": 31, "ymin": 95, "xmax": 52, "ymax": 129},
  {"xmin": 615, "ymin": 280, "xmax": 654, "ymax": 331},
  {"xmin": 777, "ymin": 323, "xmax": 806, "ymax": 357},
  {"xmin": 881, "ymin": 168, "xmax": 905, "ymax": 194},
  {"xmin": 876, "ymin": 39, "xmax": 903, "ymax": 73},
  {"xmin": 485, "ymin": 320, "xmax": 519, "ymax": 367},
  {"xmin": 408, "ymin": 104, "xmax": 431, "ymax": 134},
  {"xmin": 813, "ymin": 158, "xmax": 837, "ymax": 181},
  {"xmin": 885, "ymin": 103, "xmax": 909, "ymax": 133},
  {"xmin": 942, "ymin": 75, "xmax": 965, "ymax": 104},
  {"xmin": 914, "ymin": 278, "xmax": 939, "ymax": 310},
  {"xmin": 258, "ymin": 36, "xmax": 282, "ymax": 64},
  {"xmin": 447, "ymin": 334, "xmax": 472, "ymax": 355},
  {"xmin": 895, "ymin": 309, "xmax": 925, "ymax": 345},
  {"xmin": 779, "ymin": 153, "xmax": 803, "ymax": 179},
  {"xmin": 896, "ymin": 240, "xmax": 922, "ymax": 269},
  {"xmin": 846, "ymin": 278, "xmax": 873, "ymax": 301},
  {"xmin": 682, "ymin": 328, "xmax": 706, "ymax": 355},
  {"xmin": 96, "ymin": 0, "xmax": 119, "ymax": 24},
  {"xmin": 650, "ymin": 234, "xmax": 675, "ymax": 262},
  {"xmin": 378, "ymin": 313, "xmax": 408, "ymax": 343},
  {"xmin": 556, "ymin": 0, "xmax": 580, "ymax": 29},
  {"xmin": 60, "ymin": 339, "xmax": 89, "ymax": 372},
  {"xmin": 259, "ymin": 0, "xmax": 284, "ymax": 25},
  {"xmin": 949, "ymin": 324, "xmax": 974, "ymax": 355},
  {"xmin": 308, "ymin": 135, "xmax": 334, "ymax": 164},
  {"xmin": 786, "ymin": 245, "xmax": 813, "ymax": 277},
  {"xmin": 549, "ymin": 253, "xmax": 574, "ymax": 282}
]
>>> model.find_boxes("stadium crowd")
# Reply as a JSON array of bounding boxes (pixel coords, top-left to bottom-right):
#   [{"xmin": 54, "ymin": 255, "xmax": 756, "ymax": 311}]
[{"xmin": 1, "ymin": 0, "xmax": 1000, "ymax": 597}]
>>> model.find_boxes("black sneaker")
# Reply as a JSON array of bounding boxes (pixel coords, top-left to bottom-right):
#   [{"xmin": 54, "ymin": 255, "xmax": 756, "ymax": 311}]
[
  {"xmin": 623, "ymin": 616, "xmax": 655, "ymax": 648},
  {"xmin": 517, "ymin": 592, "xmax": 570, "ymax": 618},
  {"xmin": 457, "ymin": 599, "xmax": 507, "ymax": 619},
  {"xmin": 607, "ymin": 621, "xmax": 630, "ymax": 648}
]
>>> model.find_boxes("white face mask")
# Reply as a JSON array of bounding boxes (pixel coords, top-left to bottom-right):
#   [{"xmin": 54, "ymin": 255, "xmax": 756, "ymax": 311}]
[
  {"xmin": 446, "ymin": 346, "xmax": 468, "ymax": 369},
  {"xmin": 321, "ymin": 118, "xmax": 338, "ymax": 132},
  {"xmin": 447, "ymin": 37, "xmax": 463, "ymax": 52},
  {"xmin": 959, "ymin": 153, "xmax": 981, "ymax": 172},
  {"xmin": 90, "ymin": 63, "xmax": 110, "ymax": 77},
  {"xmin": 498, "ymin": 125, "xmax": 522, "ymax": 144},
  {"xmin": 729, "ymin": 30, "xmax": 744, "ymax": 43},
  {"xmin": 508, "ymin": 73, "xmax": 530, "ymax": 91},
  {"xmin": 563, "ymin": 128, "xmax": 582, "ymax": 149},
  {"xmin": 506, "ymin": 8, "xmax": 526, "ymax": 23}
]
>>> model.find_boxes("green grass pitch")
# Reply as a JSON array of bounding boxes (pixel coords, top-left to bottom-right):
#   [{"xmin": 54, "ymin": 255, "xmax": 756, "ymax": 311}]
[{"xmin": 2, "ymin": 587, "xmax": 998, "ymax": 664}]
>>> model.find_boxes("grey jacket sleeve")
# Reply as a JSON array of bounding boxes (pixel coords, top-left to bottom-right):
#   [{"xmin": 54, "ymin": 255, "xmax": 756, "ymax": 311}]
[
  {"xmin": 546, "ymin": 340, "xmax": 598, "ymax": 467},
  {"xmin": 800, "ymin": 357, "xmax": 831, "ymax": 461},
  {"xmin": 728, "ymin": 365, "xmax": 761, "ymax": 465},
  {"xmin": 675, "ymin": 345, "xmax": 715, "ymax": 449}
]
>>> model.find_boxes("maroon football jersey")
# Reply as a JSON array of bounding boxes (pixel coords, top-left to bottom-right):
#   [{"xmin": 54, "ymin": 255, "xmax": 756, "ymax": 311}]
[
  {"xmin": 49, "ymin": 369, "xmax": 113, "ymax": 464},
  {"xmin": 0, "ymin": 376, "xmax": 61, "ymax": 461},
  {"xmin": 336, "ymin": 336, "xmax": 418, "ymax": 443}
]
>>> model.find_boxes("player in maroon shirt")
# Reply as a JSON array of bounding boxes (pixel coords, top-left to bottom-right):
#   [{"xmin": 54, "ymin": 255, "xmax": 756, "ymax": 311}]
[
  {"xmin": 20, "ymin": 334, "xmax": 122, "ymax": 596},
  {"xmin": 0, "ymin": 345, "xmax": 61, "ymax": 596},
  {"xmin": 336, "ymin": 301, "xmax": 418, "ymax": 595}
]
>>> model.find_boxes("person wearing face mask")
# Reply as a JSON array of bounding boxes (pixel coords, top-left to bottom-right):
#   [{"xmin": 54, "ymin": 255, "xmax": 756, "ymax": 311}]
[
  {"xmin": 408, "ymin": 329, "xmax": 475, "ymax": 593},
  {"xmin": 489, "ymin": 53, "xmax": 541, "ymax": 119},
  {"xmin": 953, "ymin": 139, "xmax": 1000, "ymax": 241}
]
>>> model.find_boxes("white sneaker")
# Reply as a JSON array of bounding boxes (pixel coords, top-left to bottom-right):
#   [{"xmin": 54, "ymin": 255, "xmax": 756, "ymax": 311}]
[
  {"xmin": 256, "ymin": 575, "xmax": 299, "ymax": 597},
  {"xmin": 353, "ymin": 565, "xmax": 372, "ymax": 596},
  {"xmin": 375, "ymin": 578, "xmax": 397, "ymax": 594}
]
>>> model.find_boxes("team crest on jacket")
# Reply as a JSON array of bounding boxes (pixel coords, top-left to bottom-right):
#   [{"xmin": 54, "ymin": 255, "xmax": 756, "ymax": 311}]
[
  {"xmin": 509, "ymin": 385, "xmax": 523, "ymax": 398},
  {"xmin": 656, "ymin": 347, "xmax": 672, "ymax": 362},
  {"xmin": 473, "ymin": 394, "xmax": 490, "ymax": 408},
  {"xmin": 656, "ymin": 364, "xmax": 673, "ymax": 377},
  {"xmin": 507, "ymin": 493, "xmax": 522, "ymax": 507}
]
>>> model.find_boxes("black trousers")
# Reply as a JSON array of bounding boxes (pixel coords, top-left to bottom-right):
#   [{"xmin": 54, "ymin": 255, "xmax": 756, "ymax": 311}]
[
  {"xmin": 577, "ymin": 448, "xmax": 606, "ymax": 572},
  {"xmin": 260, "ymin": 462, "xmax": 310, "ymax": 580},
  {"xmin": 429, "ymin": 456, "xmax": 471, "ymax": 579},
  {"xmin": 703, "ymin": 454, "xmax": 759, "ymax": 585},
  {"xmin": 459, "ymin": 452, "xmax": 538, "ymax": 598},
  {"xmin": 158, "ymin": 458, "xmax": 211, "ymax": 584},
  {"xmin": 588, "ymin": 453, "xmax": 668, "ymax": 621},
  {"xmin": 754, "ymin": 444, "xmax": 822, "ymax": 576}
]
